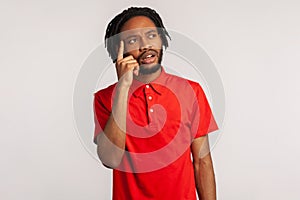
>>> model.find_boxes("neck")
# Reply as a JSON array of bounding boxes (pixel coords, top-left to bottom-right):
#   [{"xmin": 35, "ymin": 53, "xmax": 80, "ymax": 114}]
[{"xmin": 134, "ymin": 66, "xmax": 162, "ymax": 83}]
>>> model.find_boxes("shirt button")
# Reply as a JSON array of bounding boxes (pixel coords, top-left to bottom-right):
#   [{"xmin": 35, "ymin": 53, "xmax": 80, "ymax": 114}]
[
  {"xmin": 148, "ymin": 96, "xmax": 152, "ymax": 100},
  {"xmin": 145, "ymin": 85, "xmax": 150, "ymax": 89},
  {"xmin": 149, "ymin": 108, "xmax": 154, "ymax": 113}
]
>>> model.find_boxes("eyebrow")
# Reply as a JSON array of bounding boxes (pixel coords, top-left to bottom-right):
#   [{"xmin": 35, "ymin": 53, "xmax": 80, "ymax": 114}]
[
  {"xmin": 124, "ymin": 34, "xmax": 138, "ymax": 40},
  {"xmin": 145, "ymin": 29, "xmax": 157, "ymax": 35}
]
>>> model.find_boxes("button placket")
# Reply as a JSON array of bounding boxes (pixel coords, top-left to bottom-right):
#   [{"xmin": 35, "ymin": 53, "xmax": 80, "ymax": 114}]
[{"xmin": 144, "ymin": 84, "xmax": 155, "ymax": 121}]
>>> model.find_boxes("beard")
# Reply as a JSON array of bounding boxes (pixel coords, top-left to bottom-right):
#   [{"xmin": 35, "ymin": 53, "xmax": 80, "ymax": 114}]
[
  {"xmin": 138, "ymin": 63, "xmax": 161, "ymax": 75},
  {"xmin": 138, "ymin": 49, "xmax": 163, "ymax": 75}
]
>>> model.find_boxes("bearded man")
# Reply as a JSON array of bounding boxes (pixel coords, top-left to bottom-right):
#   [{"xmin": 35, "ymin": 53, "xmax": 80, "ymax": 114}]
[{"xmin": 94, "ymin": 7, "xmax": 218, "ymax": 200}]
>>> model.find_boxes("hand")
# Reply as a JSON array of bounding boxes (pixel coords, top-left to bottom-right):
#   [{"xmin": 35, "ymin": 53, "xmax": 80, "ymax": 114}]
[{"xmin": 115, "ymin": 41, "xmax": 139, "ymax": 88}]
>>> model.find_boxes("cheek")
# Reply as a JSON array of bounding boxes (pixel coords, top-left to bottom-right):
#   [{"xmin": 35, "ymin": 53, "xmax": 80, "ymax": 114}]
[
  {"xmin": 153, "ymin": 40, "xmax": 163, "ymax": 48},
  {"xmin": 125, "ymin": 48, "xmax": 140, "ymax": 59},
  {"xmin": 122, "ymin": 43, "xmax": 137, "ymax": 57},
  {"xmin": 153, "ymin": 36, "xmax": 163, "ymax": 48}
]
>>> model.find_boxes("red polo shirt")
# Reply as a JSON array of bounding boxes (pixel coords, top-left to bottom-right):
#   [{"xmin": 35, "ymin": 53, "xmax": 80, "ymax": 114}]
[{"xmin": 94, "ymin": 68, "xmax": 218, "ymax": 200}]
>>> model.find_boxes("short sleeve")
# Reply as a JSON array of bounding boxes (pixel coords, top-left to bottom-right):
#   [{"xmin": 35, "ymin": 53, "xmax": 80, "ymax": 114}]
[
  {"xmin": 93, "ymin": 88, "xmax": 113, "ymax": 144},
  {"xmin": 190, "ymin": 83, "xmax": 218, "ymax": 139}
]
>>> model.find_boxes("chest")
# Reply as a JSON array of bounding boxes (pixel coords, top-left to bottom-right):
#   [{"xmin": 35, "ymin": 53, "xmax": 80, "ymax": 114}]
[{"xmin": 126, "ymin": 89, "xmax": 193, "ymax": 153}]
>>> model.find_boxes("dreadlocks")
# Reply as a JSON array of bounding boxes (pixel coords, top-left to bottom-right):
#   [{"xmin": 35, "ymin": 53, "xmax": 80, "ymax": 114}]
[{"xmin": 104, "ymin": 7, "xmax": 171, "ymax": 62}]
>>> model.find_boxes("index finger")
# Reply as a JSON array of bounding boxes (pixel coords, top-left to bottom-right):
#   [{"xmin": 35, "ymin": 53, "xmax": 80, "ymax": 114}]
[{"xmin": 117, "ymin": 40, "xmax": 124, "ymax": 61}]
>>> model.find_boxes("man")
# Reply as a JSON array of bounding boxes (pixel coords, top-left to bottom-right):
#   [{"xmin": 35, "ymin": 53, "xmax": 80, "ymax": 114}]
[{"xmin": 94, "ymin": 7, "xmax": 218, "ymax": 200}]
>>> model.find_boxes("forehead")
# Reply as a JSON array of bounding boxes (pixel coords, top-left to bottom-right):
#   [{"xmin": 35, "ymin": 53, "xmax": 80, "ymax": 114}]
[{"xmin": 120, "ymin": 16, "xmax": 157, "ymax": 32}]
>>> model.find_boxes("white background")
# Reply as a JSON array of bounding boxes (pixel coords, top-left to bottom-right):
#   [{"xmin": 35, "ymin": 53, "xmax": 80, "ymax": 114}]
[{"xmin": 1, "ymin": 0, "xmax": 299, "ymax": 199}]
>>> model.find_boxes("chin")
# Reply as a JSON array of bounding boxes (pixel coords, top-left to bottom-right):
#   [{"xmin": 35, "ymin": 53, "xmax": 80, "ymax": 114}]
[{"xmin": 139, "ymin": 63, "xmax": 161, "ymax": 75}]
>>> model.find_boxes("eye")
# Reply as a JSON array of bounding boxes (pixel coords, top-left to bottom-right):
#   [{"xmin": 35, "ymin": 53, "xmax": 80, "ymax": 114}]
[
  {"xmin": 148, "ymin": 33, "xmax": 157, "ymax": 39},
  {"xmin": 128, "ymin": 38, "xmax": 137, "ymax": 44}
]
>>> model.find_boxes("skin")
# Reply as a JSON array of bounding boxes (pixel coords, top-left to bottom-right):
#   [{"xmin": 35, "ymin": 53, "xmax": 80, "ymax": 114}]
[
  {"xmin": 192, "ymin": 136, "xmax": 217, "ymax": 200},
  {"xmin": 97, "ymin": 16, "xmax": 216, "ymax": 200},
  {"xmin": 119, "ymin": 16, "xmax": 163, "ymax": 83}
]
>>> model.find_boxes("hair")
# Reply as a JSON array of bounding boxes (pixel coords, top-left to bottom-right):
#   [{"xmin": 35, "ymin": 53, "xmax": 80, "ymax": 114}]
[{"xmin": 104, "ymin": 7, "xmax": 171, "ymax": 62}]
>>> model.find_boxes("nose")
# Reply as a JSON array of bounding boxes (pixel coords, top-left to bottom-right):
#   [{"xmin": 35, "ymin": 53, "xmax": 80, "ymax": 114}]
[{"xmin": 139, "ymin": 36, "xmax": 152, "ymax": 51}]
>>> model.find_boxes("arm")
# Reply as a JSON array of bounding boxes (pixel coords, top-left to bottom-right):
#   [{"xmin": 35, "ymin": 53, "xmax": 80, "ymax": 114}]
[
  {"xmin": 96, "ymin": 41, "xmax": 139, "ymax": 168},
  {"xmin": 191, "ymin": 135, "xmax": 216, "ymax": 200},
  {"xmin": 96, "ymin": 85, "xmax": 129, "ymax": 168}
]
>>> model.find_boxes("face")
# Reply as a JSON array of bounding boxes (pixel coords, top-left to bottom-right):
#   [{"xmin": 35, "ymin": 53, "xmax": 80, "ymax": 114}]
[{"xmin": 119, "ymin": 16, "xmax": 163, "ymax": 74}]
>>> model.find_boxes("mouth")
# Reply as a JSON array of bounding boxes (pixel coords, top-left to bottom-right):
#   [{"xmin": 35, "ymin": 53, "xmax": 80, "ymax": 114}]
[{"xmin": 139, "ymin": 50, "xmax": 158, "ymax": 65}]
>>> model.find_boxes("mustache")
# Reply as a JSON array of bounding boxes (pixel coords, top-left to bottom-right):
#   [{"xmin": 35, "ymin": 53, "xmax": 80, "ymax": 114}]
[
  {"xmin": 123, "ymin": 49, "xmax": 159, "ymax": 62},
  {"xmin": 137, "ymin": 49, "xmax": 159, "ymax": 62}
]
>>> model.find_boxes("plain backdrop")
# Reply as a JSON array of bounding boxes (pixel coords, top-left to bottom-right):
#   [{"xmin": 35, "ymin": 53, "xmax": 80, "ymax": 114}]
[{"xmin": 1, "ymin": 0, "xmax": 299, "ymax": 199}]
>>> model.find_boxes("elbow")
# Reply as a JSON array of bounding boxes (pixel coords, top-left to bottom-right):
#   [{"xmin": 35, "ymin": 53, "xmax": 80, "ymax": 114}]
[
  {"xmin": 100, "ymin": 157, "xmax": 122, "ymax": 169},
  {"xmin": 97, "ymin": 145, "xmax": 124, "ymax": 169},
  {"xmin": 96, "ymin": 133, "xmax": 125, "ymax": 169},
  {"xmin": 194, "ymin": 154, "xmax": 214, "ymax": 169}
]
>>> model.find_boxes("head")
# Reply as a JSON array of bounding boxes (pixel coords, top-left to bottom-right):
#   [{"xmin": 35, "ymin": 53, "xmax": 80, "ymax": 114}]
[{"xmin": 104, "ymin": 7, "xmax": 171, "ymax": 74}]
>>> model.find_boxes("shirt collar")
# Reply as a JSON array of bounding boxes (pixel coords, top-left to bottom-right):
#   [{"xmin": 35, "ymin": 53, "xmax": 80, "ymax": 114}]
[{"xmin": 130, "ymin": 67, "xmax": 168, "ymax": 97}]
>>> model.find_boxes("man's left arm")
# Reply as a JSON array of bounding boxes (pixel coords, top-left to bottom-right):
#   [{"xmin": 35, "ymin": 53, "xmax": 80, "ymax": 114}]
[{"xmin": 191, "ymin": 135, "xmax": 216, "ymax": 200}]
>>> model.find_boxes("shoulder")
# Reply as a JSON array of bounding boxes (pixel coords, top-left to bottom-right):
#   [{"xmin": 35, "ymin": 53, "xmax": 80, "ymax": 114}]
[
  {"xmin": 94, "ymin": 83, "xmax": 117, "ymax": 100},
  {"xmin": 164, "ymin": 71, "xmax": 203, "ymax": 92}
]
